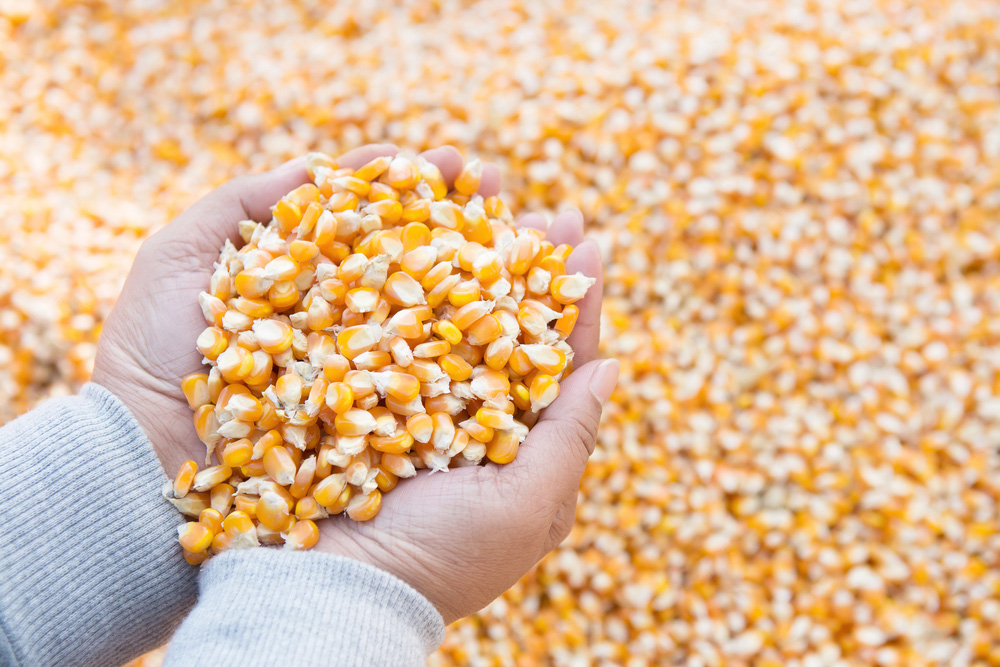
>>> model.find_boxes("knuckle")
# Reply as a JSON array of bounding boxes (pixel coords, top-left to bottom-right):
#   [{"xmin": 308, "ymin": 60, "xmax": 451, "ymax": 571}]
[{"xmin": 561, "ymin": 410, "xmax": 598, "ymax": 452}]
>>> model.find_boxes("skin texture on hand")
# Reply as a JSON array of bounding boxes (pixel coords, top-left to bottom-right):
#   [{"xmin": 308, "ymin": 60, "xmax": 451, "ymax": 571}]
[{"xmin": 92, "ymin": 144, "xmax": 617, "ymax": 625}]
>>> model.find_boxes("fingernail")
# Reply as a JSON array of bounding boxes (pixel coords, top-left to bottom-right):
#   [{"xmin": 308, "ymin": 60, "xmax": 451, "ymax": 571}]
[{"xmin": 589, "ymin": 359, "xmax": 620, "ymax": 404}]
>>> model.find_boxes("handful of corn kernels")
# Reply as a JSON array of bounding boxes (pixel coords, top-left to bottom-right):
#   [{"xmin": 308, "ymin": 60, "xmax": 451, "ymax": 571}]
[{"xmin": 169, "ymin": 152, "xmax": 595, "ymax": 562}]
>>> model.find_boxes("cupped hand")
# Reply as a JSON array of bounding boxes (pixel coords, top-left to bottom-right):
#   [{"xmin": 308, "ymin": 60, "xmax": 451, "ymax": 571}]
[
  {"xmin": 92, "ymin": 144, "xmax": 496, "ymax": 475},
  {"xmin": 313, "ymin": 179, "xmax": 618, "ymax": 624},
  {"xmin": 92, "ymin": 143, "xmax": 618, "ymax": 625}
]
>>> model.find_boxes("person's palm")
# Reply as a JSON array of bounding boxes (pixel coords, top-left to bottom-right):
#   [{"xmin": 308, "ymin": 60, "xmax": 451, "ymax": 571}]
[{"xmin": 93, "ymin": 143, "xmax": 616, "ymax": 625}]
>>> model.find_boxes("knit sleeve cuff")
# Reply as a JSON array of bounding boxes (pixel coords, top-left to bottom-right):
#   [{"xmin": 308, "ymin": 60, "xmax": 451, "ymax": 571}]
[
  {"xmin": 165, "ymin": 549, "xmax": 445, "ymax": 667},
  {"xmin": 0, "ymin": 384, "xmax": 197, "ymax": 667}
]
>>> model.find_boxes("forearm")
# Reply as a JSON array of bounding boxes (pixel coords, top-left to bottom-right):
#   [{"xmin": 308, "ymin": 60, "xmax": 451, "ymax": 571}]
[
  {"xmin": 165, "ymin": 550, "xmax": 445, "ymax": 667},
  {"xmin": 0, "ymin": 384, "xmax": 197, "ymax": 667}
]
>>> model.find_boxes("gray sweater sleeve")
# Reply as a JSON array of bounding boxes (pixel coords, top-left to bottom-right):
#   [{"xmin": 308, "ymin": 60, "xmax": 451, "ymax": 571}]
[
  {"xmin": 165, "ymin": 550, "xmax": 445, "ymax": 666},
  {"xmin": 0, "ymin": 384, "xmax": 445, "ymax": 667}
]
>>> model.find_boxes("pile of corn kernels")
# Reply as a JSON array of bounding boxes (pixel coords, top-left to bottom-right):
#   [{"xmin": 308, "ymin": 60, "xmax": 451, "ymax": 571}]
[
  {"xmin": 171, "ymin": 152, "xmax": 592, "ymax": 559},
  {"xmin": 4, "ymin": 0, "xmax": 1000, "ymax": 665}
]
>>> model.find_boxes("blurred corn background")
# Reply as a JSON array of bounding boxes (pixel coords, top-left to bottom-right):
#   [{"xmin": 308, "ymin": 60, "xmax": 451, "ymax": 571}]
[{"xmin": 4, "ymin": 0, "xmax": 1000, "ymax": 664}]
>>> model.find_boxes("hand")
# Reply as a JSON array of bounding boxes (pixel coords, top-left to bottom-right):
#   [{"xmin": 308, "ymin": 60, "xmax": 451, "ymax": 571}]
[{"xmin": 314, "ymin": 200, "xmax": 618, "ymax": 624}]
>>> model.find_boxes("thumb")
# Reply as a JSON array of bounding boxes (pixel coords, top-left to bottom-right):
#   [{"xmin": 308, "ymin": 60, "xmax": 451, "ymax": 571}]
[
  {"xmin": 501, "ymin": 359, "xmax": 619, "ymax": 498},
  {"xmin": 152, "ymin": 157, "xmax": 310, "ymax": 259}
]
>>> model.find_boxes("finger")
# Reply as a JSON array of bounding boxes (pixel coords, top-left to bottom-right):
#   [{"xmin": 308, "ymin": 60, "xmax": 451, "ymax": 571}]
[
  {"xmin": 515, "ymin": 212, "xmax": 548, "ymax": 232},
  {"xmin": 546, "ymin": 208, "xmax": 585, "ymax": 247},
  {"xmin": 234, "ymin": 157, "xmax": 310, "ymax": 221},
  {"xmin": 338, "ymin": 143, "xmax": 399, "ymax": 169},
  {"xmin": 499, "ymin": 359, "xmax": 619, "ymax": 498},
  {"xmin": 564, "ymin": 239, "xmax": 603, "ymax": 367},
  {"xmin": 479, "ymin": 162, "xmax": 501, "ymax": 197},
  {"xmin": 155, "ymin": 158, "xmax": 310, "ymax": 260}
]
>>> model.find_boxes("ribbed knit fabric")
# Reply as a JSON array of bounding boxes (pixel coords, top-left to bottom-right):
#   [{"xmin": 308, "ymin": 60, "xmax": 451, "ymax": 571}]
[
  {"xmin": 165, "ymin": 550, "xmax": 445, "ymax": 666},
  {"xmin": 0, "ymin": 385, "xmax": 445, "ymax": 666},
  {"xmin": 0, "ymin": 384, "xmax": 198, "ymax": 667}
]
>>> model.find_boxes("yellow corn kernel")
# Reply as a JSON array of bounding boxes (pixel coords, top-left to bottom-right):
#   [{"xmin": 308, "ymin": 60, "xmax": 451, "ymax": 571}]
[
  {"xmin": 431, "ymin": 320, "xmax": 462, "ymax": 346},
  {"xmin": 289, "ymin": 455, "xmax": 317, "ymax": 499},
  {"xmin": 354, "ymin": 155, "xmax": 392, "ymax": 182},
  {"xmin": 431, "ymin": 412, "xmax": 456, "ymax": 451},
  {"xmin": 400, "ymin": 198, "xmax": 430, "ymax": 223},
  {"xmin": 210, "ymin": 483, "xmax": 235, "ymax": 515},
  {"xmin": 510, "ymin": 381, "xmax": 531, "ymax": 411},
  {"xmin": 412, "ymin": 339, "xmax": 451, "ymax": 359},
  {"xmin": 472, "ymin": 251, "xmax": 504, "ymax": 284},
  {"xmin": 371, "ymin": 428, "xmax": 415, "ymax": 454},
  {"xmin": 453, "ymin": 300, "xmax": 493, "ymax": 331},
  {"xmin": 273, "ymin": 198, "xmax": 302, "ymax": 233},
  {"xmin": 383, "ymin": 272, "xmax": 426, "ymax": 307},
  {"xmin": 345, "ymin": 370, "xmax": 376, "ymax": 397},
  {"xmin": 486, "ymin": 430, "xmax": 520, "ymax": 465},
  {"xmin": 345, "ymin": 287, "xmax": 379, "ymax": 313},
  {"xmin": 266, "ymin": 280, "xmax": 299, "ymax": 310},
  {"xmin": 313, "ymin": 473, "xmax": 348, "ymax": 508},
  {"xmin": 466, "ymin": 314, "xmax": 503, "ymax": 346},
  {"xmin": 346, "ymin": 489, "xmax": 382, "ymax": 521},
  {"xmin": 506, "ymin": 235, "xmax": 536, "ymax": 276},
  {"xmin": 257, "ymin": 491, "xmax": 293, "ymax": 532},
  {"xmin": 377, "ymin": 371, "xmax": 421, "ymax": 401},
  {"xmin": 520, "ymin": 344, "xmax": 568, "ymax": 375},
  {"xmin": 193, "ymin": 465, "xmax": 232, "ymax": 493},
  {"xmin": 173, "ymin": 460, "xmax": 198, "ymax": 498},
  {"xmin": 294, "ymin": 496, "xmax": 327, "ymax": 521},
  {"xmin": 400, "ymin": 247, "xmax": 438, "ymax": 281},
  {"xmin": 221, "ymin": 438, "xmax": 253, "ymax": 467},
  {"xmin": 508, "ymin": 346, "xmax": 534, "ymax": 376},
  {"xmin": 406, "ymin": 358, "xmax": 444, "ymax": 383},
  {"xmin": 196, "ymin": 327, "xmax": 229, "ymax": 360},
  {"xmin": 529, "ymin": 373, "xmax": 560, "ymax": 411},
  {"xmin": 183, "ymin": 549, "xmax": 209, "ymax": 566},
  {"xmin": 320, "ymin": 352, "xmax": 349, "ymax": 382},
  {"xmin": 332, "ymin": 175, "xmax": 371, "ymax": 197},
  {"xmin": 448, "ymin": 279, "xmax": 481, "ymax": 308},
  {"xmin": 463, "ymin": 204, "xmax": 492, "ymax": 245},
  {"xmin": 324, "ymin": 382, "xmax": 354, "ymax": 415},
  {"xmin": 193, "ymin": 405, "xmax": 221, "ymax": 449},
  {"xmin": 550, "ymin": 272, "xmax": 597, "ymax": 305},
  {"xmin": 168, "ymin": 492, "xmax": 211, "ymax": 518},
  {"xmin": 476, "ymin": 407, "xmax": 515, "ymax": 430},
  {"xmin": 428, "ymin": 200, "xmax": 463, "ymax": 231},
  {"xmin": 463, "ymin": 421, "xmax": 494, "ymax": 443},
  {"xmin": 439, "ymin": 353, "xmax": 473, "ymax": 381},
  {"xmin": 337, "ymin": 323, "xmax": 381, "ymax": 359},
  {"xmin": 368, "ymin": 181, "xmax": 398, "ymax": 202},
  {"xmin": 555, "ymin": 304, "xmax": 578, "ymax": 337},
  {"xmin": 261, "ymin": 445, "xmax": 296, "ymax": 485},
  {"xmin": 484, "ymin": 337, "xmax": 515, "ymax": 370},
  {"xmin": 284, "ymin": 519, "xmax": 320, "ymax": 551},
  {"xmin": 232, "ymin": 496, "xmax": 258, "ymax": 519},
  {"xmin": 404, "ymin": 413, "xmax": 434, "ymax": 443},
  {"xmin": 335, "ymin": 408, "xmax": 378, "ymax": 436},
  {"xmin": 198, "ymin": 507, "xmax": 224, "ymax": 535},
  {"xmin": 177, "ymin": 522, "xmax": 213, "ymax": 554},
  {"xmin": 425, "ymin": 273, "xmax": 461, "ymax": 308},
  {"xmin": 286, "ymin": 183, "xmax": 320, "ymax": 207},
  {"xmin": 454, "ymin": 158, "xmax": 482, "ymax": 195}
]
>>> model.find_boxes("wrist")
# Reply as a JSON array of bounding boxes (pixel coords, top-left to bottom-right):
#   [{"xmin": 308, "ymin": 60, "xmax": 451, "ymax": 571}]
[{"xmin": 91, "ymin": 349, "xmax": 188, "ymax": 475}]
